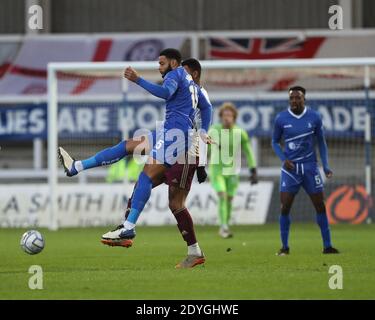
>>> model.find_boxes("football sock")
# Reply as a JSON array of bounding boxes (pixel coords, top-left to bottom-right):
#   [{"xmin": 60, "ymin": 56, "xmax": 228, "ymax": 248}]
[
  {"xmin": 74, "ymin": 161, "xmax": 84, "ymax": 172},
  {"xmin": 124, "ymin": 182, "xmax": 137, "ymax": 220},
  {"xmin": 173, "ymin": 207, "xmax": 198, "ymax": 247},
  {"xmin": 124, "ymin": 180, "xmax": 160, "ymax": 221},
  {"xmin": 79, "ymin": 140, "xmax": 127, "ymax": 171},
  {"xmin": 279, "ymin": 213, "xmax": 291, "ymax": 249},
  {"xmin": 227, "ymin": 199, "xmax": 233, "ymax": 222},
  {"xmin": 316, "ymin": 212, "xmax": 332, "ymax": 248},
  {"xmin": 124, "ymin": 197, "xmax": 132, "ymax": 220},
  {"xmin": 218, "ymin": 195, "xmax": 229, "ymax": 226},
  {"xmin": 188, "ymin": 243, "xmax": 202, "ymax": 256},
  {"xmin": 123, "ymin": 220, "xmax": 136, "ymax": 230},
  {"xmin": 126, "ymin": 172, "xmax": 152, "ymax": 225}
]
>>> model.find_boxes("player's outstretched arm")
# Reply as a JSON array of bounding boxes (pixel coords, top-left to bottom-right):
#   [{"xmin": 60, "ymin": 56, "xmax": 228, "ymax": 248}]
[
  {"xmin": 124, "ymin": 67, "xmax": 177, "ymax": 100},
  {"xmin": 316, "ymin": 116, "xmax": 333, "ymax": 178}
]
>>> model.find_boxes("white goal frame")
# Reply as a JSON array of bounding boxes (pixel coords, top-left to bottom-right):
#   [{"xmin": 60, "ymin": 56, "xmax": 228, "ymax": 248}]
[{"xmin": 47, "ymin": 58, "xmax": 375, "ymax": 230}]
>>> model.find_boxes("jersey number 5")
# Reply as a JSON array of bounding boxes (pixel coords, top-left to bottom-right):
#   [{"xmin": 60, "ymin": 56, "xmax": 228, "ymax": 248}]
[{"xmin": 315, "ymin": 174, "xmax": 322, "ymax": 185}]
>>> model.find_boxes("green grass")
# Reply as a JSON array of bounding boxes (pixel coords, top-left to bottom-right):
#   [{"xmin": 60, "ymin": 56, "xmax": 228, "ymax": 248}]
[{"xmin": 0, "ymin": 224, "xmax": 374, "ymax": 299}]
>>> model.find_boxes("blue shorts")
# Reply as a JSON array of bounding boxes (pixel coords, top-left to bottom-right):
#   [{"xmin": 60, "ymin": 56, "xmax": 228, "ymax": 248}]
[
  {"xmin": 147, "ymin": 125, "xmax": 192, "ymax": 167},
  {"xmin": 279, "ymin": 161, "xmax": 324, "ymax": 195}
]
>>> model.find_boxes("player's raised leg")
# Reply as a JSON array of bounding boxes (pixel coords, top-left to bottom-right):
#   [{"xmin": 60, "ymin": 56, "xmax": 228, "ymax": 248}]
[
  {"xmin": 101, "ymin": 160, "xmax": 167, "ymax": 245},
  {"xmin": 308, "ymin": 192, "xmax": 339, "ymax": 254},
  {"xmin": 58, "ymin": 135, "xmax": 150, "ymax": 177},
  {"xmin": 123, "ymin": 175, "xmax": 165, "ymax": 220},
  {"xmin": 101, "ymin": 172, "xmax": 165, "ymax": 247},
  {"xmin": 101, "ymin": 182, "xmax": 137, "ymax": 248}
]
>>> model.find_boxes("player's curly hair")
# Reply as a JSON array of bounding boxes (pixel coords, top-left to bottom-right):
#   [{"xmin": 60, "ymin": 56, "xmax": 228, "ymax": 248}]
[
  {"xmin": 218, "ymin": 102, "xmax": 238, "ymax": 121},
  {"xmin": 289, "ymin": 86, "xmax": 306, "ymax": 96},
  {"xmin": 159, "ymin": 48, "xmax": 182, "ymax": 64},
  {"xmin": 182, "ymin": 58, "xmax": 202, "ymax": 78}
]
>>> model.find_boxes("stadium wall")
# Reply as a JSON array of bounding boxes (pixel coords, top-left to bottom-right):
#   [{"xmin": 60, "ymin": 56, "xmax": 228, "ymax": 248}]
[
  {"xmin": 0, "ymin": 0, "xmax": 24, "ymax": 34},
  {"xmin": 50, "ymin": 0, "xmax": 336, "ymax": 32},
  {"xmin": 2, "ymin": 0, "xmax": 375, "ymax": 34}
]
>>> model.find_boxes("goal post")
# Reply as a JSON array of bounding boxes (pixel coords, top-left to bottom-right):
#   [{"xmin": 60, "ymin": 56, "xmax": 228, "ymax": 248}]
[
  {"xmin": 47, "ymin": 64, "xmax": 58, "ymax": 231},
  {"xmin": 47, "ymin": 58, "xmax": 375, "ymax": 230}
]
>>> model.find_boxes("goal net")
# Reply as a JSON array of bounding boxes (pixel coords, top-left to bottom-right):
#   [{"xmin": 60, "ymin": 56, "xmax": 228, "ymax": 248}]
[{"xmin": 47, "ymin": 59, "xmax": 375, "ymax": 229}]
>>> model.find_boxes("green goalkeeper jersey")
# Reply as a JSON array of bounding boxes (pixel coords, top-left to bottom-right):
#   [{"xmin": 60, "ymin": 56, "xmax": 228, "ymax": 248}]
[{"xmin": 208, "ymin": 124, "xmax": 256, "ymax": 176}]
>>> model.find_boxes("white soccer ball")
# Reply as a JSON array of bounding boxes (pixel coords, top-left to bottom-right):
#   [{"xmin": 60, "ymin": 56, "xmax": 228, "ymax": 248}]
[{"xmin": 20, "ymin": 230, "xmax": 45, "ymax": 255}]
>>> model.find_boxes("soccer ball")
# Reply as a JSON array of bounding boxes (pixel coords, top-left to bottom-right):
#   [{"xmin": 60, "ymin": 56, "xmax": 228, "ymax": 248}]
[{"xmin": 20, "ymin": 230, "xmax": 45, "ymax": 255}]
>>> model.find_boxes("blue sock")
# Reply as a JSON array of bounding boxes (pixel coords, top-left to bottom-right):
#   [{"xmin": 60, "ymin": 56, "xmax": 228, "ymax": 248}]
[
  {"xmin": 127, "ymin": 172, "xmax": 153, "ymax": 224},
  {"xmin": 316, "ymin": 212, "xmax": 332, "ymax": 249},
  {"xmin": 82, "ymin": 141, "xmax": 127, "ymax": 169},
  {"xmin": 279, "ymin": 214, "xmax": 291, "ymax": 249}
]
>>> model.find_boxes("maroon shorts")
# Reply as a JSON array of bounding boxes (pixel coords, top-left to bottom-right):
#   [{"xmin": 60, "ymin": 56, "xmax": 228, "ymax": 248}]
[{"xmin": 164, "ymin": 154, "xmax": 198, "ymax": 191}]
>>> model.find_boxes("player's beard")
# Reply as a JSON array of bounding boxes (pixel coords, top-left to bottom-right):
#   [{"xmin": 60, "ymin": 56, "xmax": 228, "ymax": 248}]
[{"xmin": 161, "ymin": 64, "xmax": 173, "ymax": 78}]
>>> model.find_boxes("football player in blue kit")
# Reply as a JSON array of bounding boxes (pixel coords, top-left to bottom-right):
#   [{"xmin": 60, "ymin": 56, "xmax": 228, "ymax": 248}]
[
  {"xmin": 272, "ymin": 86, "xmax": 339, "ymax": 255},
  {"xmin": 58, "ymin": 49, "xmax": 213, "ymax": 255}
]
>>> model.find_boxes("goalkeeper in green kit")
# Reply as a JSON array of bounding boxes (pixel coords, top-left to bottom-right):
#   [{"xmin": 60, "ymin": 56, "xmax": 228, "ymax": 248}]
[{"xmin": 208, "ymin": 102, "xmax": 258, "ymax": 238}]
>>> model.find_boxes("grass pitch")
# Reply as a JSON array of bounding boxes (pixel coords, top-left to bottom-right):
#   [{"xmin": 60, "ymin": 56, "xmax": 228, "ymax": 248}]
[{"xmin": 0, "ymin": 224, "xmax": 374, "ymax": 300}]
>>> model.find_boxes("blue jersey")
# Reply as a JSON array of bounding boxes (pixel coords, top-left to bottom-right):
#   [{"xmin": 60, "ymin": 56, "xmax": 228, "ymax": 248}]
[
  {"xmin": 136, "ymin": 66, "xmax": 211, "ymax": 133},
  {"xmin": 272, "ymin": 107, "xmax": 328, "ymax": 166},
  {"xmin": 272, "ymin": 107, "xmax": 331, "ymax": 195},
  {"xmin": 136, "ymin": 66, "xmax": 212, "ymax": 166},
  {"xmin": 163, "ymin": 66, "xmax": 195, "ymax": 130}
]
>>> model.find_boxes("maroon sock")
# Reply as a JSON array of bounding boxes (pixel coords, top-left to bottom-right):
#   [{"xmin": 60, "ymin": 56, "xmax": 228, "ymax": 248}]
[
  {"xmin": 124, "ymin": 181, "xmax": 138, "ymax": 220},
  {"xmin": 124, "ymin": 197, "xmax": 132, "ymax": 220},
  {"xmin": 124, "ymin": 180, "xmax": 159, "ymax": 220},
  {"xmin": 173, "ymin": 208, "xmax": 197, "ymax": 246}
]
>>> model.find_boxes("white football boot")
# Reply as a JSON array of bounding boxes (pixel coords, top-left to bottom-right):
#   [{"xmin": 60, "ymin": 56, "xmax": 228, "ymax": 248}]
[
  {"xmin": 101, "ymin": 224, "xmax": 136, "ymax": 248},
  {"xmin": 58, "ymin": 147, "xmax": 78, "ymax": 177}
]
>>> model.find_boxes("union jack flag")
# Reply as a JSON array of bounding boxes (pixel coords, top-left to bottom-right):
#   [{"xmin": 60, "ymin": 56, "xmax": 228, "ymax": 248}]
[{"xmin": 208, "ymin": 37, "xmax": 325, "ymax": 60}]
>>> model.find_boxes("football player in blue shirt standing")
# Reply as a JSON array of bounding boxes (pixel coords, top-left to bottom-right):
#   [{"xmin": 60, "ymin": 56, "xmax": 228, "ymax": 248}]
[{"xmin": 272, "ymin": 86, "xmax": 339, "ymax": 255}]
